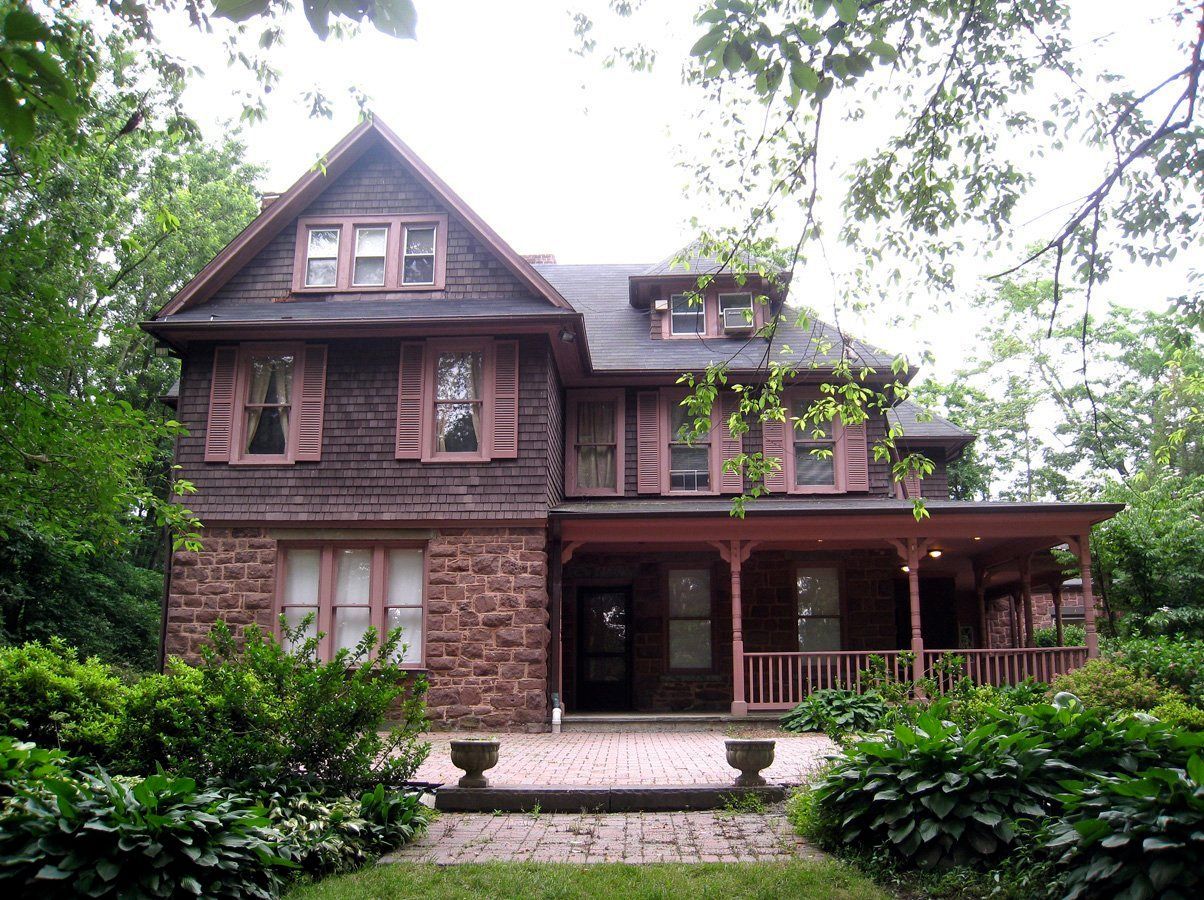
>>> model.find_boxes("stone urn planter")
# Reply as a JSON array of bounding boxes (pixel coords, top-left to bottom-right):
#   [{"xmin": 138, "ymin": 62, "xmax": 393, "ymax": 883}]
[
  {"xmin": 725, "ymin": 739, "xmax": 775, "ymax": 787},
  {"xmin": 449, "ymin": 739, "xmax": 500, "ymax": 789}
]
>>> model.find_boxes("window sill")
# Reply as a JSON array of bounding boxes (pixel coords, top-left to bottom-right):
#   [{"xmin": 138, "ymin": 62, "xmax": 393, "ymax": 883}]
[
  {"xmin": 227, "ymin": 457, "xmax": 297, "ymax": 467},
  {"xmin": 567, "ymin": 487, "xmax": 625, "ymax": 498}
]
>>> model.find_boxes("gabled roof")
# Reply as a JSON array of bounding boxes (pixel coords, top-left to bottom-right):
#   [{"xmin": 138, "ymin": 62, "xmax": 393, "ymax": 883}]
[
  {"xmin": 534, "ymin": 263, "xmax": 898, "ymax": 374},
  {"xmin": 153, "ymin": 116, "xmax": 573, "ymax": 319}
]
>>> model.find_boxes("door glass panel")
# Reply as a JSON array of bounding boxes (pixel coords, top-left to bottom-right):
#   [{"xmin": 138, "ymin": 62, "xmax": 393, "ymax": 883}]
[
  {"xmin": 586, "ymin": 657, "xmax": 626, "ymax": 682},
  {"xmin": 583, "ymin": 595, "xmax": 627, "ymax": 653}
]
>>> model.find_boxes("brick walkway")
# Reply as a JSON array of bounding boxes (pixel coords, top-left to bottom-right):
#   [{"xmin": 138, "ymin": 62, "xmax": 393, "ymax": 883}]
[
  {"xmin": 384, "ymin": 809, "xmax": 824, "ymax": 864},
  {"xmin": 413, "ymin": 731, "xmax": 834, "ymax": 787}
]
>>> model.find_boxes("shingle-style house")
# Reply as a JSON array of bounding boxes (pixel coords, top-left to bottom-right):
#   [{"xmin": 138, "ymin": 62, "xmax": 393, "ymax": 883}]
[{"xmin": 145, "ymin": 118, "xmax": 1121, "ymax": 730}]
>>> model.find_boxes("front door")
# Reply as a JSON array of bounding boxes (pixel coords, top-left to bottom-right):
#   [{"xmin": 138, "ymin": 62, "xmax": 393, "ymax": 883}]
[{"xmin": 577, "ymin": 586, "xmax": 633, "ymax": 711}]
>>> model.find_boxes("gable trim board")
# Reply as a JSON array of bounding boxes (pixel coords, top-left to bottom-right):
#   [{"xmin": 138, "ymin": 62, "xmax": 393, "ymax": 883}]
[{"xmin": 155, "ymin": 117, "xmax": 573, "ymax": 319}]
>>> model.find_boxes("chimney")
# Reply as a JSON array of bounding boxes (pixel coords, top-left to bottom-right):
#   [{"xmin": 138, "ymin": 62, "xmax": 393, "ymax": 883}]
[
  {"xmin": 522, "ymin": 253, "xmax": 557, "ymax": 265},
  {"xmin": 260, "ymin": 192, "xmax": 281, "ymax": 212}
]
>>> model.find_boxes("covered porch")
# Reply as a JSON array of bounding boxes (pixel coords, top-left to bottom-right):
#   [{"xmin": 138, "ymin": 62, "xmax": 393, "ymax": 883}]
[{"xmin": 548, "ymin": 499, "xmax": 1121, "ymax": 716}]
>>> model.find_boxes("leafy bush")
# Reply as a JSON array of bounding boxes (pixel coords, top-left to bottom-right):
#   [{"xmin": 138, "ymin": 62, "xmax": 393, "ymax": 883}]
[
  {"xmin": 1106, "ymin": 635, "xmax": 1204, "ymax": 697},
  {"xmin": 1035, "ymin": 624, "xmax": 1087, "ymax": 647},
  {"xmin": 264, "ymin": 781, "xmax": 428, "ymax": 875},
  {"xmin": 780, "ymin": 688, "xmax": 889, "ymax": 736},
  {"xmin": 0, "ymin": 737, "xmax": 71, "ymax": 797},
  {"xmin": 0, "ymin": 638, "xmax": 126, "ymax": 754},
  {"xmin": 813, "ymin": 705, "xmax": 1051, "ymax": 868},
  {"xmin": 113, "ymin": 620, "xmax": 430, "ymax": 789},
  {"xmin": 0, "ymin": 765, "xmax": 292, "ymax": 897},
  {"xmin": 1050, "ymin": 659, "xmax": 1164, "ymax": 713},
  {"xmin": 1047, "ymin": 756, "xmax": 1204, "ymax": 899},
  {"xmin": 1151, "ymin": 695, "xmax": 1204, "ymax": 732}
]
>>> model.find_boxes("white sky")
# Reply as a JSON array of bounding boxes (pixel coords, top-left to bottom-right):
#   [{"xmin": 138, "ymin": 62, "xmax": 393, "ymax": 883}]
[{"xmin": 162, "ymin": 1, "xmax": 1197, "ymax": 382}]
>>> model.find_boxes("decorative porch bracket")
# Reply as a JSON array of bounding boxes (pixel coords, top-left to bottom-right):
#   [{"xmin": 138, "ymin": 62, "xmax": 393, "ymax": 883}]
[{"xmin": 711, "ymin": 540, "xmax": 758, "ymax": 716}]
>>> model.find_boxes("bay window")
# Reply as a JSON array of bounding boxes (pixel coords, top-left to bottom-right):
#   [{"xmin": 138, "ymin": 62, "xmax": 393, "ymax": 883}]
[
  {"xmin": 667, "ymin": 569, "xmax": 713, "ymax": 670},
  {"xmin": 796, "ymin": 566, "xmax": 842, "ymax": 651},
  {"xmin": 278, "ymin": 544, "xmax": 425, "ymax": 666}
]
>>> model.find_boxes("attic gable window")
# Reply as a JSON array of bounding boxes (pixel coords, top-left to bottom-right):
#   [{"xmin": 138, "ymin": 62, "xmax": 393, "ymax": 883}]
[{"xmin": 292, "ymin": 214, "xmax": 447, "ymax": 293}]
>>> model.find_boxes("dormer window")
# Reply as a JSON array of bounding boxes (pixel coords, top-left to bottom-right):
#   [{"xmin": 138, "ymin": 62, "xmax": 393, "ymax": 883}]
[
  {"xmin": 305, "ymin": 228, "xmax": 340, "ymax": 288},
  {"xmin": 402, "ymin": 226, "xmax": 437, "ymax": 285},
  {"xmin": 669, "ymin": 293, "xmax": 704, "ymax": 336},
  {"xmin": 293, "ymin": 214, "xmax": 447, "ymax": 293},
  {"xmin": 352, "ymin": 226, "xmax": 388, "ymax": 286}
]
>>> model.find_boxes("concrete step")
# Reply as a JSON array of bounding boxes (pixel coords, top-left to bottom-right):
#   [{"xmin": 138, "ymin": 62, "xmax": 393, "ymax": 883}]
[{"xmin": 561, "ymin": 712, "xmax": 781, "ymax": 733}]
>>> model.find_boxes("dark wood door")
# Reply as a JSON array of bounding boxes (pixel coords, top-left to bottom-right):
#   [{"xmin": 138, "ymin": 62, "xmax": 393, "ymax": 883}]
[
  {"xmin": 576, "ymin": 586, "xmax": 633, "ymax": 711},
  {"xmin": 894, "ymin": 577, "xmax": 960, "ymax": 649}
]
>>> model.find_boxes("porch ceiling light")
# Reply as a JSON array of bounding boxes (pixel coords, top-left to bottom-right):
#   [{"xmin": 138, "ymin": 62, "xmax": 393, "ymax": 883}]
[
  {"xmin": 928, "ymin": 549, "xmax": 943, "ymax": 559},
  {"xmin": 900, "ymin": 565, "xmax": 910, "ymax": 573}
]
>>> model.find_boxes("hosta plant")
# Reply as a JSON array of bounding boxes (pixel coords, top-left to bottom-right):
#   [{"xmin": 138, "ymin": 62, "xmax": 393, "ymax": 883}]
[
  {"xmin": 780, "ymin": 688, "xmax": 889, "ymax": 736},
  {"xmin": 1047, "ymin": 755, "xmax": 1204, "ymax": 900},
  {"xmin": 813, "ymin": 705, "xmax": 1051, "ymax": 868}
]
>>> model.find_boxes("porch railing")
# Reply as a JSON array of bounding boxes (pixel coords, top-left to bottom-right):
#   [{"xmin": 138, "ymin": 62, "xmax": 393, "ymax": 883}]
[
  {"xmin": 744, "ymin": 650, "xmax": 910, "ymax": 710},
  {"xmin": 923, "ymin": 647, "xmax": 1088, "ymax": 693},
  {"xmin": 743, "ymin": 647, "xmax": 1089, "ymax": 711}
]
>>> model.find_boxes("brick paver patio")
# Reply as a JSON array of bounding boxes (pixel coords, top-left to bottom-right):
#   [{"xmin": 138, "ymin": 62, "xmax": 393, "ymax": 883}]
[
  {"xmin": 384, "ymin": 809, "xmax": 825, "ymax": 864},
  {"xmin": 413, "ymin": 731, "xmax": 835, "ymax": 787}
]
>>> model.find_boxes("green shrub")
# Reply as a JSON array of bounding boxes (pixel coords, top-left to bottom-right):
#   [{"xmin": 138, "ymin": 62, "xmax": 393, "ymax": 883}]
[
  {"xmin": 1047, "ymin": 756, "xmax": 1204, "ymax": 899},
  {"xmin": 780, "ymin": 688, "xmax": 889, "ymax": 736},
  {"xmin": 1151, "ymin": 694, "xmax": 1204, "ymax": 732},
  {"xmin": 1035, "ymin": 624, "xmax": 1087, "ymax": 647},
  {"xmin": 0, "ymin": 766, "xmax": 293, "ymax": 897},
  {"xmin": 813, "ymin": 705, "xmax": 1051, "ymax": 868},
  {"xmin": 1106, "ymin": 636, "xmax": 1204, "ymax": 696},
  {"xmin": 113, "ymin": 620, "xmax": 430, "ymax": 789},
  {"xmin": 0, "ymin": 639, "xmax": 126, "ymax": 754},
  {"xmin": 0, "ymin": 737, "xmax": 71, "ymax": 797},
  {"xmin": 1050, "ymin": 659, "xmax": 1164, "ymax": 713}
]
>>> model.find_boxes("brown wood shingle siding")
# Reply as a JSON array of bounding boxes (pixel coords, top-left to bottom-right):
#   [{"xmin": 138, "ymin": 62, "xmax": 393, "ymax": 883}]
[
  {"xmin": 203, "ymin": 146, "xmax": 536, "ymax": 310},
  {"xmin": 176, "ymin": 337, "xmax": 556, "ymax": 521}
]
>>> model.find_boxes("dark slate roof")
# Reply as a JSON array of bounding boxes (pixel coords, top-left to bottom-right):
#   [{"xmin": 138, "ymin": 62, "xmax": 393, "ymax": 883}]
[
  {"xmin": 151, "ymin": 296, "xmax": 572, "ymax": 326},
  {"xmin": 888, "ymin": 400, "xmax": 974, "ymax": 443},
  {"xmin": 639, "ymin": 240, "xmax": 781, "ymax": 278},
  {"xmin": 534, "ymin": 263, "xmax": 897, "ymax": 373},
  {"xmin": 551, "ymin": 498, "xmax": 1124, "ymax": 518}
]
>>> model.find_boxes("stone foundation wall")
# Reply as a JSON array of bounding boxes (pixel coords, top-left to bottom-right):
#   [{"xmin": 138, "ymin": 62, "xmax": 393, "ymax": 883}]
[{"xmin": 166, "ymin": 526, "xmax": 550, "ymax": 732}]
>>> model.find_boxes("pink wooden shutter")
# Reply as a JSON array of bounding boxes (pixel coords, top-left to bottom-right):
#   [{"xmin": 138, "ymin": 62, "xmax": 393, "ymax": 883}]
[
  {"xmin": 761, "ymin": 417, "xmax": 788, "ymax": 492},
  {"xmin": 844, "ymin": 419, "xmax": 870, "ymax": 491},
  {"xmin": 294, "ymin": 345, "xmax": 327, "ymax": 462},
  {"xmin": 636, "ymin": 391, "xmax": 661, "ymax": 494},
  {"xmin": 491, "ymin": 340, "xmax": 520, "ymax": 458},
  {"xmin": 395, "ymin": 342, "xmax": 425, "ymax": 459},
  {"xmin": 903, "ymin": 471, "xmax": 922, "ymax": 499},
  {"xmin": 719, "ymin": 393, "xmax": 744, "ymax": 493},
  {"xmin": 204, "ymin": 346, "xmax": 239, "ymax": 462}
]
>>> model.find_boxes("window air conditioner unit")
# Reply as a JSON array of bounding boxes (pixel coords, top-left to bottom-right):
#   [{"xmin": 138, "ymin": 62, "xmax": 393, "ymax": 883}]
[
  {"xmin": 653, "ymin": 298, "xmax": 669, "ymax": 312},
  {"xmin": 722, "ymin": 306, "xmax": 754, "ymax": 333}
]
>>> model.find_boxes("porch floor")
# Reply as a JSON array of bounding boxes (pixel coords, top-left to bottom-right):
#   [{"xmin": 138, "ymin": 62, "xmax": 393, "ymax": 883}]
[{"xmin": 413, "ymin": 730, "xmax": 835, "ymax": 787}]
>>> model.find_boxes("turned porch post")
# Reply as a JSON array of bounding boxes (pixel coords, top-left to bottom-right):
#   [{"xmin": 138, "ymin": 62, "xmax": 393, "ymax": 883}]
[
  {"xmin": 1075, "ymin": 534, "xmax": 1100, "ymax": 658},
  {"xmin": 729, "ymin": 539, "xmax": 748, "ymax": 716},
  {"xmin": 1019, "ymin": 557, "xmax": 1035, "ymax": 648},
  {"xmin": 974, "ymin": 563, "xmax": 989, "ymax": 649},
  {"xmin": 1052, "ymin": 581, "xmax": 1065, "ymax": 647},
  {"xmin": 906, "ymin": 538, "xmax": 924, "ymax": 683},
  {"xmin": 1008, "ymin": 592, "xmax": 1020, "ymax": 648}
]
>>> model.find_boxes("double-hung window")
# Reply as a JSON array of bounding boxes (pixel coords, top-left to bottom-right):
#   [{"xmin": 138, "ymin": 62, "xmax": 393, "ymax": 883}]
[
  {"xmin": 668, "ymin": 400, "xmax": 712, "ymax": 492},
  {"xmin": 718, "ymin": 292, "xmax": 755, "ymax": 330},
  {"xmin": 293, "ymin": 215, "xmax": 447, "ymax": 292},
  {"xmin": 667, "ymin": 569, "xmax": 713, "ymax": 670},
  {"xmin": 352, "ymin": 225, "xmax": 388, "ymax": 286},
  {"xmin": 566, "ymin": 391, "xmax": 623, "ymax": 495},
  {"xmin": 304, "ymin": 227, "xmax": 340, "ymax": 288},
  {"xmin": 785, "ymin": 393, "xmax": 845, "ymax": 492},
  {"xmin": 240, "ymin": 350, "xmax": 297, "ymax": 460},
  {"xmin": 796, "ymin": 566, "xmax": 841, "ymax": 651},
  {"xmin": 669, "ymin": 293, "xmax": 705, "ymax": 336},
  {"xmin": 402, "ymin": 225, "xmax": 437, "ymax": 285},
  {"xmin": 278, "ymin": 544, "xmax": 425, "ymax": 666},
  {"xmin": 433, "ymin": 349, "xmax": 485, "ymax": 455}
]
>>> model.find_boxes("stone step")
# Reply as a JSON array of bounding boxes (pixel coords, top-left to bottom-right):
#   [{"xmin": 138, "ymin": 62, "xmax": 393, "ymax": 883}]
[
  {"xmin": 434, "ymin": 783, "xmax": 788, "ymax": 813},
  {"xmin": 561, "ymin": 712, "xmax": 781, "ymax": 733}
]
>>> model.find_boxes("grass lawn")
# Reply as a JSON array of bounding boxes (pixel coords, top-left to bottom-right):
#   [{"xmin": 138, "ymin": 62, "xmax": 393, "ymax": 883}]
[{"xmin": 286, "ymin": 860, "xmax": 890, "ymax": 899}]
